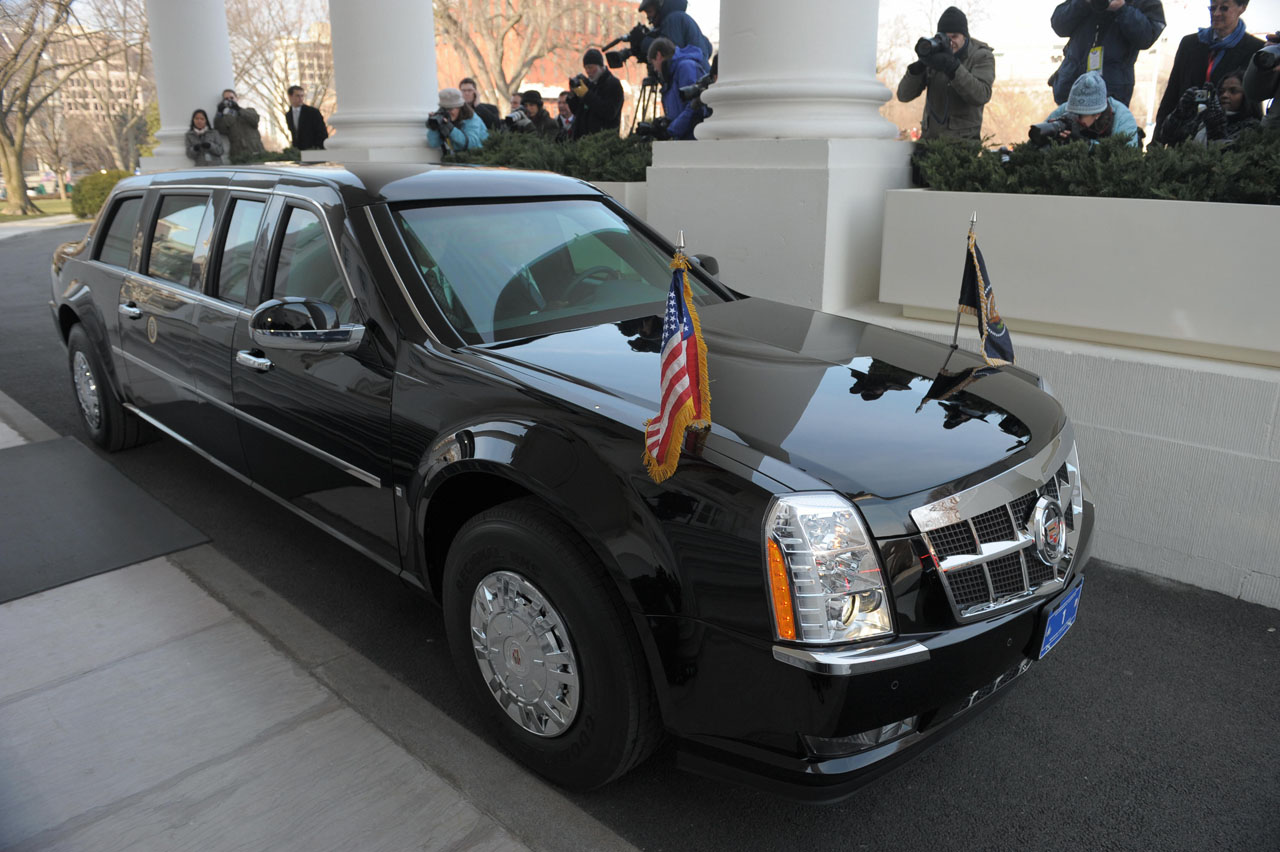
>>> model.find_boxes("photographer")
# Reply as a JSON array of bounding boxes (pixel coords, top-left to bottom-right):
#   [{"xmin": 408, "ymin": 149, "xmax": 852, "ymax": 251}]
[
  {"xmin": 638, "ymin": 0, "xmax": 712, "ymax": 62},
  {"xmin": 1244, "ymin": 32, "xmax": 1280, "ymax": 129},
  {"xmin": 1154, "ymin": 0, "xmax": 1263, "ymax": 144},
  {"xmin": 1050, "ymin": 0, "xmax": 1166, "ymax": 107},
  {"xmin": 647, "ymin": 37, "xmax": 709, "ymax": 140},
  {"xmin": 1036, "ymin": 71, "xmax": 1139, "ymax": 147},
  {"xmin": 568, "ymin": 49, "xmax": 624, "ymax": 139},
  {"xmin": 213, "ymin": 88, "xmax": 264, "ymax": 161},
  {"xmin": 504, "ymin": 90, "xmax": 559, "ymax": 139},
  {"xmin": 896, "ymin": 7, "xmax": 995, "ymax": 141},
  {"xmin": 1158, "ymin": 68, "xmax": 1261, "ymax": 145},
  {"xmin": 184, "ymin": 109, "xmax": 224, "ymax": 166},
  {"xmin": 426, "ymin": 87, "xmax": 488, "ymax": 154}
]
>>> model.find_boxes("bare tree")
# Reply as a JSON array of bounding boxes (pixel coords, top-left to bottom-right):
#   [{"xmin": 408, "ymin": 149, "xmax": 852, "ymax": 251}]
[
  {"xmin": 433, "ymin": 0, "xmax": 631, "ymax": 107},
  {"xmin": 225, "ymin": 0, "xmax": 333, "ymax": 149},
  {"xmin": 28, "ymin": 90, "xmax": 69, "ymax": 197},
  {"xmin": 72, "ymin": 0, "xmax": 151, "ymax": 171}
]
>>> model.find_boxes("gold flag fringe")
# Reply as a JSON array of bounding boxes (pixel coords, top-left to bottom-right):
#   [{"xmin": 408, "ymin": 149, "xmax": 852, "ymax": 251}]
[
  {"xmin": 643, "ymin": 252, "xmax": 712, "ymax": 483},
  {"xmin": 967, "ymin": 232, "xmax": 1013, "ymax": 368}
]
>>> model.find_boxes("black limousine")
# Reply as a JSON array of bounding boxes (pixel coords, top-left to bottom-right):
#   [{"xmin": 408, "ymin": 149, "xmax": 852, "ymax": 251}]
[{"xmin": 51, "ymin": 163, "xmax": 1093, "ymax": 801}]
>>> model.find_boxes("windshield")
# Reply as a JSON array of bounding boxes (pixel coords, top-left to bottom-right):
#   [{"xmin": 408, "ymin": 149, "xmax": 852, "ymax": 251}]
[{"xmin": 393, "ymin": 199, "xmax": 722, "ymax": 344}]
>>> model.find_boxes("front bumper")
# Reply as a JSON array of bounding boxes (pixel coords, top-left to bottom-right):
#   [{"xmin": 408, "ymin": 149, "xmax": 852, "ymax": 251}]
[{"xmin": 661, "ymin": 501, "xmax": 1093, "ymax": 803}]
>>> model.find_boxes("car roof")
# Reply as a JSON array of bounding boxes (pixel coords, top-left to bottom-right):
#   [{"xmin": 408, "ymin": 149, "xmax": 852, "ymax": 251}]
[{"xmin": 115, "ymin": 162, "xmax": 607, "ymax": 208}]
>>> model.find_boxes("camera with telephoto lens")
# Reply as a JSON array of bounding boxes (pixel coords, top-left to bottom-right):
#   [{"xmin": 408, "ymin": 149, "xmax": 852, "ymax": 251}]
[
  {"xmin": 605, "ymin": 23, "xmax": 651, "ymax": 68},
  {"xmin": 635, "ymin": 116, "xmax": 670, "ymax": 140},
  {"xmin": 425, "ymin": 111, "xmax": 448, "ymax": 132},
  {"xmin": 1255, "ymin": 43, "xmax": 1280, "ymax": 71},
  {"xmin": 678, "ymin": 71, "xmax": 715, "ymax": 103},
  {"xmin": 915, "ymin": 32, "xmax": 950, "ymax": 58},
  {"xmin": 1028, "ymin": 117, "xmax": 1075, "ymax": 146},
  {"xmin": 568, "ymin": 73, "xmax": 590, "ymax": 90},
  {"xmin": 503, "ymin": 107, "xmax": 532, "ymax": 131}
]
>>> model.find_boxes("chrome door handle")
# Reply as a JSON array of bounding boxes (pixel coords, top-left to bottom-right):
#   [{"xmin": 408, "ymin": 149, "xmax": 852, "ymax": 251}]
[
  {"xmin": 118, "ymin": 302, "xmax": 142, "ymax": 320},
  {"xmin": 235, "ymin": 350, "xmax": 273, "ymax": 372}
]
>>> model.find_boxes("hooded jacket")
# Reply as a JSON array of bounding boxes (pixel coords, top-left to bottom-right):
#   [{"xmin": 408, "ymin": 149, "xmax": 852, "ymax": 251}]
[
  {"xmin": 641, "ymin": 0, "xmax": 713, "ymax": 62},
  {"xmin": 896, "ymin": 37, "xmax": 996, "ymax": 141},
  {"xmin": 1051, "ymin": 0, "xmax": 1166, "ymax": 106},
  {"xmin": 660, "ymin": 44, "xmax": 710, "ymax": 140}
]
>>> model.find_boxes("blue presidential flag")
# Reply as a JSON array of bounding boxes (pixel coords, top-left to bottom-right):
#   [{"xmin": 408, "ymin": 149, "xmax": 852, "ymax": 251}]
[{"xmin": 958, "ymin": 233, "xmax": 1015, "ymax": 367}]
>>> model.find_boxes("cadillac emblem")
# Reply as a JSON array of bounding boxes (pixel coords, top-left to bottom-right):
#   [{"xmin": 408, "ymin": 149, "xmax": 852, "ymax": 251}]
[
  {"xmin": 145, "ymin": 315, "xmax": 158, "ymax": 344},
  {"xmin": 1032, "ymin": 496, "xmax": 1067, "ymax": 567}
]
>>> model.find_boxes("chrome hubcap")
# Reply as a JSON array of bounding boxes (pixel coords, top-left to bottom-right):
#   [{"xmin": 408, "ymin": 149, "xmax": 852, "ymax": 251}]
[
  {"xmin": 72, "ymin": 351, "xmax": 102, "ymax": 430},
  {"xmin": 469, "ymin": 570, "xmax": 580, "ymax": 737}
]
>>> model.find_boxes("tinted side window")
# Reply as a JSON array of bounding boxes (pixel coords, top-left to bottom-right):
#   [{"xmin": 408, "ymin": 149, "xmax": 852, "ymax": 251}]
[
  {"xmin": 147, "ymin": 195, "xmax": 212, "ymax": 286},
  {"xmin": 216, "ymin": 198, "xmax": 266, "ymax": 305},
  {"xmin": 271, "ymin": 206, "xmax": 350, "ymax": 321},
  {"xmin": 96, "ymin": 196, "xmax": 142, "ymax": 268}
]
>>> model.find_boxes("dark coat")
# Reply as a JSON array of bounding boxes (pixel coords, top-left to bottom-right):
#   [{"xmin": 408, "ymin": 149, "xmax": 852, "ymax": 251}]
[
  {"xmin": 473, "ymin": 102, "xmax": 502, "ymax": 131},
  {"xmin": 568, "ymin": 69, "xmax": 624, "ymax": 139},
  {"xmin": 896, "ymin": 37, "xmax": 996, "ymax": 141},
  {"xmin": 1243, "ymin": 57, "xmax": 1280, "ymax": 130},
  {"xmin": 213, "ymin": 104, "xmax": 265, "ymax": 160},
  {"xmin": 641, "ymin": 0, "xmax": 712, "ymax": 61},
  {"xmin": 1050, "ymin": 0, "xmax": 1166, "ymax": 106},
  {"xmin": 285, "ymin": 103, "xmax": 328, "ymax": 150},
  {"xmin": 1155, "ymin": 29, "xmax": 1265, "ymax": 142}
]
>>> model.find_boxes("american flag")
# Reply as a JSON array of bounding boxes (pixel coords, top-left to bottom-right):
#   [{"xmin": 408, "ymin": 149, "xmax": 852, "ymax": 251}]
[{"xmin": 643, "ymin": 254, "xmax": 710, "ymax": 483}]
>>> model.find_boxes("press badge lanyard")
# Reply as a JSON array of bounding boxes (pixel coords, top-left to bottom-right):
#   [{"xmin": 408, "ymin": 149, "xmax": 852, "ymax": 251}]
[{"xmin": 1088, "ymin": 14, "xmax": 1115, "ymax": 73}]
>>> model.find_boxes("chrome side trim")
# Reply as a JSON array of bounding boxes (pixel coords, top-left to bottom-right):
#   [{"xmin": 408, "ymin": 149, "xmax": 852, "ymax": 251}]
[
  {"xmin": 123, "ymin": 403, "xmax": 399, "ymax": 575},
  {"xmin": 365, "ymin": 206, "xmax": 434, "ymax": 339},
  {"xmin": 772, "ymin": 640, "xmax": 930, "ymax": 676},
  {"xmin": 121, "ymin": 271, "xmax": 252, "ymax": 316},
  {"xmin": 115, "ymin": 347, "xmax": 382, "ymax": 488},
  {"xmin": 910, "ymin": 422, "xmax": 1075, "ymax": 532}
]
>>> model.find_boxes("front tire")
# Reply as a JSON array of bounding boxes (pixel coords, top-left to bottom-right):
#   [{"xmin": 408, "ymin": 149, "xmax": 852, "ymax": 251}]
[
  {"xmin": 443, "ymin": 498, "xmax": 661, "ymax": 790},
  {"xmin": 67, "ymin": 324, "xmax": 147, "ymax": 451}
]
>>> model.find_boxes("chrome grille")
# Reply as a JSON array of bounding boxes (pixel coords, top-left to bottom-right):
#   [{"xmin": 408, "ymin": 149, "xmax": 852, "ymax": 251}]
[{"xmin": 910, "ymin": 430, "xmax": 1084, "ymax": 623}]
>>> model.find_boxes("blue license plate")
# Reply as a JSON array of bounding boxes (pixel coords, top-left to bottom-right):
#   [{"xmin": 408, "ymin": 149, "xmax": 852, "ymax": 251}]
[{"xmin": 1038, "ymin": 582, "xmax": 1083, "ymax": 660}]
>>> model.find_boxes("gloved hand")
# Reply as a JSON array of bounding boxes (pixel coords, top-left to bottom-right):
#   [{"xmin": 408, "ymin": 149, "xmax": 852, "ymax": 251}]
[
  {"xmin": 907, "ymin": 61, "xmax": 925, "ymax": 76},
  {"xmin": 922, "ymin": 51, "xmax": 960, "ymax": 76},
  {"xmin": 1201, "ymin": 95, "xmax": 1226, "ymax": 137},
  {"xmin": 200, "ymin": 141, "xmax": 211, "ymax": 150},
  {"xmin": 572, "ymin": 79, "xmax": 589, "ymax": 97},
  {"xmin": 436, "ymin": 117, "xmax": 455, "ymax": 137},
  {"xmin": 1174, "ymin": 87, "xmax": 1199, "ymax": 118}
]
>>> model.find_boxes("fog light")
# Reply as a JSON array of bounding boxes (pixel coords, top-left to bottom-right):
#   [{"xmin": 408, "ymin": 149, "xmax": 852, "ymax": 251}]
[{"xmin": 803, "ymin": 716, "xmax": 919, "ymax": 758}]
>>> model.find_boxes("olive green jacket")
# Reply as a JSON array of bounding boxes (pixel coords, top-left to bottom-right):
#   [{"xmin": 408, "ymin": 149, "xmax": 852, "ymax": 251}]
[{"xmin": 896, "ymin": 37, "xmax": 996, "ymax": 141}]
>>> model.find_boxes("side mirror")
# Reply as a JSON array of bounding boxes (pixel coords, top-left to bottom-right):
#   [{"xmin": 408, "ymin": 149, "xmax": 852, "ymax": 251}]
[
  {"xmin": 249, "ymin": 297, "xmax": 365, "ymax": 352},
  {"xmin": 692, "ymin": 253, "xmax": 719, "ymax": 276}
]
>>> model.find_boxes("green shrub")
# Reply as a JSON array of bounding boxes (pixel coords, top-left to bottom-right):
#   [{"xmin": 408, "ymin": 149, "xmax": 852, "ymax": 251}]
[
  {"xmin": 230, "ymin": 147, "xmax": 301, "ymax": 165},
  {"xmin": 914, "ymin": 132, "xmax": 1280, "ymax": 205},
  {"xmin": 71, "ymin": 170, "xmax": 131, "ymax": 219},
  {"xmin": 445, "ymin": 131, "xmax": 652, "ymax": 182}
]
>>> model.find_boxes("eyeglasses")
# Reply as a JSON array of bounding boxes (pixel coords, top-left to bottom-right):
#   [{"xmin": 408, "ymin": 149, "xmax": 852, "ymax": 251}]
[{"xmin": 1207, "ymin": 4, "xmax": 1235, "ymax": 12}]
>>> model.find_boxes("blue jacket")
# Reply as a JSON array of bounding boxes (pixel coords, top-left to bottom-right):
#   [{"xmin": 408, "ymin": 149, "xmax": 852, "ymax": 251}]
[
  {"xmin": 642, "ymin": 0, "xmax": 713, "ymax": 61},
  {"xmin": 1051, "ymin": 0, "xmax": 1165, "ymax": 106},
  {"xmin": 1048, "ymin": 97, "xmax": 1140, "ymax": 146},
  {"xmin": 427, "ymin": 113, "xmax": 488, "ymax": 153},
  {"xmin": 661, "ymin": 45, "xmax": 710, "ymax": 140}
]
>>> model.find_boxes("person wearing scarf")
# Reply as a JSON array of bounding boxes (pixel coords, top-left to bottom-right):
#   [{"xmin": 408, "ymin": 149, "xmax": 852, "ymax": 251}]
[
  {"xmin": 1044, "ymin": 71, "xmax": 1140, "ymax": 146},
  {"xmin": 1158, "ymin": 68, "xmax": 1263, "ymax": 146},
  {"xmin": 1154, "ymin": 0, "xmax": 1263, "ymax": 143}
]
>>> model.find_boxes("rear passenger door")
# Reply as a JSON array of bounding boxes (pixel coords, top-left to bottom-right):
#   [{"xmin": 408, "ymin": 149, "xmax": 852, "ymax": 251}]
[
  {"xmin": 119, "ymin": 191, "xmax": 215, "ymax": 433},
  {"xmin": 231, "ymin": 196, "xmax": 399, "ymax": 567}
]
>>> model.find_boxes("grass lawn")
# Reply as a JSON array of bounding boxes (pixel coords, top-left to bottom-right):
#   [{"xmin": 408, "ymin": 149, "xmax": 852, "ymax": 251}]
[{"xmin": 0, "ymin": 197, "xmax": 76, "ymax": 223}]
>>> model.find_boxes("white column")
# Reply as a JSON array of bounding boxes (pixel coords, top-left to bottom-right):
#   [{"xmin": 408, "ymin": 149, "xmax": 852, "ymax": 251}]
[
  {"xmin": 319, "ymin": 0, "xmax": 438, "ymax": 163},
  {"xmin": 141, "ymin": 0, "xmax": 234, "ymax": 171},
  {"xmin": 699, "ymin": 0, "xmax": 898, "ymax": 141},
  {"xmin": 644, "ymin": 0, "xmax": 911, "ymax": 313}
]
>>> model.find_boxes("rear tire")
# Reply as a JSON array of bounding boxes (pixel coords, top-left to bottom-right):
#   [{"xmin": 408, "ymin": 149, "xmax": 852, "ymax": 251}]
[
  {"xmin": 442, "ymin": 498, "xmax": 662, "ymax": 790},
  {"xmin": 67, "ymin": 324, "xmax": 147, "ymax": 451}
]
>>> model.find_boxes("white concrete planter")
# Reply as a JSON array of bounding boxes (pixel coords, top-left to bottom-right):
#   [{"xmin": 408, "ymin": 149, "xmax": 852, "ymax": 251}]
[
  {"xmin": 880, "ymin": 189, "xmax": 1279, "ymax": 368},
  {"xmin": 592, "ymin": 181, "xmax": 647, "ymax": 220}
]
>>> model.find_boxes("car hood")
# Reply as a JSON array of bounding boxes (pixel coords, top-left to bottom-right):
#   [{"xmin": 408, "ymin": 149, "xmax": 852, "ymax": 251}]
[{"xmin": 479, "ymin": 298, "xmax": 1067, "ymax": 536}]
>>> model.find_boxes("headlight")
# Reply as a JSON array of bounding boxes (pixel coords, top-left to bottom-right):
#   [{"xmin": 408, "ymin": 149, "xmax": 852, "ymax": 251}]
[{"xmin": 764, "ymin": 493, "xmax": 893, "ymax": 644}]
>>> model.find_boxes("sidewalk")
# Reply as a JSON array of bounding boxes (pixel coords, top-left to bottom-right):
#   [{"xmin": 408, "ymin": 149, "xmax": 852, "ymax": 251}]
[
  {"xmin": 0, "ymin": 214, "xmax": 81, "ymax": 242},
  {"xmin": 0, "ymin": 390, "xmax": 635, "ymax": 852}
]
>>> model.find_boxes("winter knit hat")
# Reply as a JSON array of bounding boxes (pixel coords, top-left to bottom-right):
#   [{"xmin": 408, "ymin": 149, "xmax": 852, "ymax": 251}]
[
  {"xmin": 437, "ymin": 87, "xmax": 465, "ymax": 109},
  {"xmin": 937, "ymin": 7, "xmax": 968, "ymax": 36},
  {"xmin": 583, "ymin": 48, "xmax": 604, "ymax": 67},
  {"xmin": 1066, "ymin": 72, "xmax": 1108, "ymax": 115},
  {"xmin": 520, "ymin": 90, "xmax": 543, "ymax": 108}
]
